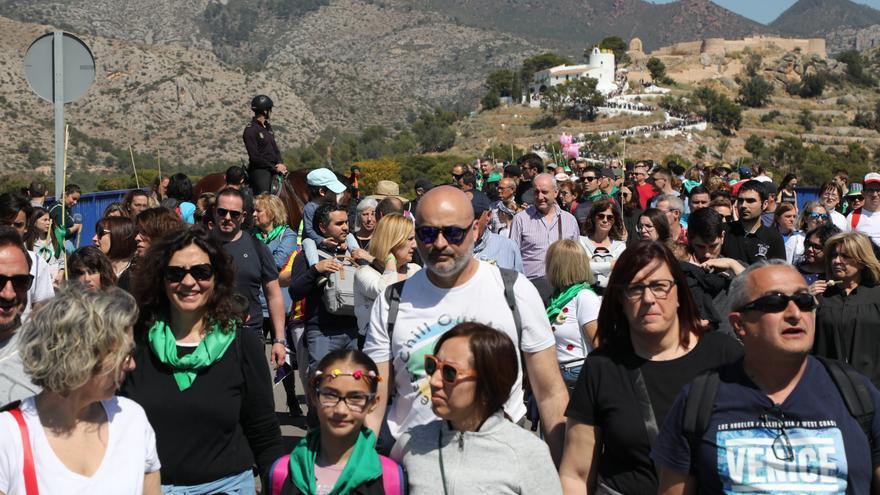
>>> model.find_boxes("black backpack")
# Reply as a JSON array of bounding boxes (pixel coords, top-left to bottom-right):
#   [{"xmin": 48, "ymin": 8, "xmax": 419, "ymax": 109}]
[{"xmin": 682, "ymin": 356, "xmax": 875, "ymax": 458}]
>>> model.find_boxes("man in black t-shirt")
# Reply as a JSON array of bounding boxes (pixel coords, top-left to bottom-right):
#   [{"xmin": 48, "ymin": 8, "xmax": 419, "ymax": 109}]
[
  {"xmin": 653, "ymin": 261, "xmax": 880, "ymax": 494},
  {"xmin": 721, "ymin": 180, "xmax": 786, "ymax": 265},
  {"xmin": 212, "ymin": 187, "xmax": 286, "ymax": 368}
]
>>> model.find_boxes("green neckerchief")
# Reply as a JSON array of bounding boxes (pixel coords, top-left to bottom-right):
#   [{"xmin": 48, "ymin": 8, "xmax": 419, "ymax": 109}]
[
  {"xmin": 290, "ymin": 428, "xmax": 382, "ymax": 495},
  {"xmin": 546, "ymin": 283, "xmax": 591, "ymax": 323},
  {"xmin": 147, "ymin": 319, "xmax": 236, "ymax": 391},
  {"xmin": 254, "ymin": 224, "xmax": 286, "ymax": 244}
]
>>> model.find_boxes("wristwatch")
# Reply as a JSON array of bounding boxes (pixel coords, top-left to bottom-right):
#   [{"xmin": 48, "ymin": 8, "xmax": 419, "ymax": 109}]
[{"xmin": 272, "ymin": 338, "xmax": 287, "ymax": 346}]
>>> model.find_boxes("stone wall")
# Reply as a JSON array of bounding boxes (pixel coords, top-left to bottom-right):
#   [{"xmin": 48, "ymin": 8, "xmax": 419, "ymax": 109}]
[{"xmin": 643, "ymin": 36, "xmax": 827, "ymax": 59}]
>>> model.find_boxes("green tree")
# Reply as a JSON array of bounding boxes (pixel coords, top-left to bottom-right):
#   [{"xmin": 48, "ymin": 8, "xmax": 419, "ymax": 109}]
[
  {"xmin": 693, "ymin": 87, "xmax": 742, "ymax": 133},
  {"xmin": 646, "ymin": 58, "xmax": 667, "ymax": 83},
  {"xmin": 745, "ymin": 52, "xmax": 763, "ymax": 77},
  {"xmin": 737, "ymin": 76, "xmax": 774, "ymax": 108},
  {"xmin": 540, "ymin": 84, "xmax": 569, "ymax": 116},
  {"xmin": 485, "ymin": 69, "xmax": 515, "ymax": 97},
  {"xmin": 837, "ymin": 50, "xmax": 876, "ymax": 86},
  {"xmin": 412, "ymin": 108, "xmax": 457, "ymax": 153},
  {"xmin": 567, "ymin": 77, "xmax": 606, "ymax": 121},
  {"xmin": 481, "ymin": 90, "xmax": 501, "ymax": 111},
  {"xmin": 716, "ymin": 137, "xmax": 731, "ymax": 161},
  {"xmin": 745, "ymin": 134, "xmax": 766, "ymax": 157},
  {"xmin": 597, "ymin": 36, "xmax": 630, "ymax": 65},
  {"xmin": 798, "ymin": 109, "xmax": 815, "ymax": 132}
]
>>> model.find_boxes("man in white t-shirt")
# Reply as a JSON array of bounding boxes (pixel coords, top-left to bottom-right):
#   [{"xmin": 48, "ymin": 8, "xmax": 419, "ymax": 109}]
[
  {"xmin": 847, "ymin": 173, "xmax": 880, "ymax": 248},
  {"xmin": 363, "ymin": 186, "xmax": 569, "ymax": 463}
]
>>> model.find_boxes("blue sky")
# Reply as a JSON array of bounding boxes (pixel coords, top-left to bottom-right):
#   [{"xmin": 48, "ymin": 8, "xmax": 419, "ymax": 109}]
[{"xmin": 649, "ymin": 0, "xmax": 880, "ymax": 24}]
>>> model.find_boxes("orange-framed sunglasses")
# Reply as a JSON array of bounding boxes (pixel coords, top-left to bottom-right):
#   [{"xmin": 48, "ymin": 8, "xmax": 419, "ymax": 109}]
[{"xmin": 424, "ymin": 355, "xmax": 477, "ymax": 384}]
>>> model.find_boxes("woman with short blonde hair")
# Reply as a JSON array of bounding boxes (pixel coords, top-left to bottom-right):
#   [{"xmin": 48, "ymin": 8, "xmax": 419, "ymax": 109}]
[
  {"xmin": 0, "ymin": 287, "xmax": 161, "ymax": 494},
  {"xmin": 815, "ymin": 231, "xmax": 880, "ymax": 388},
  {"xmin": 544, "ymin": 239, "xmax": 600, "ymax": 390},
  {"xmin": 354, "ymin": 214, "xmax": 420, "ymax": 334}
]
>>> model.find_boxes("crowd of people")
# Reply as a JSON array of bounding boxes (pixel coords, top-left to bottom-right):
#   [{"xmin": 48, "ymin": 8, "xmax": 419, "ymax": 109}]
[{"xmin": 2, "ymin": 140, "xmax": 880, "ymax": 494}]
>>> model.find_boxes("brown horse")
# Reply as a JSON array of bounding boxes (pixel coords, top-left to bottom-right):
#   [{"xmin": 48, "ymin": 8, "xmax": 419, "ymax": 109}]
[{"xmin": 193, "ymin": 169, "xmax": 350, "ymax": 232}]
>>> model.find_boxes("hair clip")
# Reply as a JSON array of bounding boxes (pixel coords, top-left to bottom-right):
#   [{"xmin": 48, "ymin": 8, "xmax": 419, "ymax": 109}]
[{"xmin": 313, "ymin": 368, "xmax": 382, "ymax": 381}]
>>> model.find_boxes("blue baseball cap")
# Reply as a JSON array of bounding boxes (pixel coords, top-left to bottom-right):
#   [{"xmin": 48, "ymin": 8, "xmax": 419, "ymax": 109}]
[{"xmin": 306, "ymin": 168, "xmax": 346, "ymax": 194}]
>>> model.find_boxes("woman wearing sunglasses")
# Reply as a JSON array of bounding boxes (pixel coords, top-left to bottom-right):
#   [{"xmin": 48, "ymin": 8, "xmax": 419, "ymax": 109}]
[
  {"xmin": 121, "ymin": 226, "xmax": 282, "ymax": 494},
  {"xmin": 93, "ymin": 216, "xmax": 138, "ymax": 279},
  {"xmin": 579, "ymin": 199, "xmax": 627, "ymax": 289},
  {"xmin": 559, "ymin": 241, "xmax": 743, "ymax": 495},
  {"xmin": 813, "ymin": 231, "xmax": 880, "ymax": 388},
  {"xmin": 797, "ymin": 201, "xmax": 829, "ymax": 235},
  {"xmin": 392, "ymin": 322, "xmax": 561, "ymax": 495}
]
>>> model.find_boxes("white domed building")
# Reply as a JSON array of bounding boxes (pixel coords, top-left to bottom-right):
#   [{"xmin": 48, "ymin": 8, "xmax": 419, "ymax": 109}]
[{"xmin": 530, "ymin": 47, "xmax": 617, "ymax": 96}]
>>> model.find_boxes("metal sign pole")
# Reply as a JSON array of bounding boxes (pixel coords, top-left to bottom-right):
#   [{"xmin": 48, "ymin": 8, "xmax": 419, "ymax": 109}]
[{"xmin": 53, "ymin": 32, "xmax": 65, "ymax": 199}]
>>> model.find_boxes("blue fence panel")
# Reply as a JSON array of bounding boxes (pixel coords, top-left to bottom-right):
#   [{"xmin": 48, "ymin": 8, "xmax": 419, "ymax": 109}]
[
  {"xmin": 47, "ymin": 190, "xmax": 128, "ymax": 248},
  {"xmin": 797, "ymin": 187, "xmax": 819, "ymax": 211}
]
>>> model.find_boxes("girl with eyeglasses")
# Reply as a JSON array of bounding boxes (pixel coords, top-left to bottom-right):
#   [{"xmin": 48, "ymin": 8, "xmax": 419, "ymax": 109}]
[
  {"xmin": 266, "ymin": 349, "xmax": 405, "ymax": 494},
  {"xmin": 559, "ymin": 241, "xmax": 742, "ymax": 495},
  {"xmin": 813, "ymin": 232, "xmax": 880, "ymax": 388},
  {"xmin": 393, "ymin": 322, "xmax": 561, "ymax": 495},
  {"xmin": 121, "ymin": 225, "xmax": 282, "ymax": 494}
]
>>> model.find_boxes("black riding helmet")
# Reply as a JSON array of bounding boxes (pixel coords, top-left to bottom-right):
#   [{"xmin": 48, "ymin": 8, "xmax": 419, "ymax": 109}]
[{"xmin": 251, "ymin": 95, "xmax": 273, "ymax": 114}]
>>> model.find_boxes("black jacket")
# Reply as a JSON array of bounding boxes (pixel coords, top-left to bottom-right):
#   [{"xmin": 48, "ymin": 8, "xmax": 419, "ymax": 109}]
[{"xmin": 243, "ymin": 118, "xmax": 282, "ymax": 171}]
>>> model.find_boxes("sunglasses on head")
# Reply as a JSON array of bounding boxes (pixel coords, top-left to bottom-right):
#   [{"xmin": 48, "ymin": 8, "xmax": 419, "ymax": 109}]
[
  {"xmin": 415, "ymin": 225, "xmax": 471, "ymax": 245},
  {"xmin": 216, "ymin": 208, "xmax": 243, "ymax": 220},
  {"xmin": 736, "ymin": 292, "xmax": 816, "ymax": 313},
  {"xmin": 165, "ymin": 264, "xmax": 214, "ymax": 283},
  {"xmin": 424, "ymin": 355, "xmax": 476, "ymax": 384},
  {"xmin": 0, "ymin": 274, "xmax": 35, "ymax": 292}
]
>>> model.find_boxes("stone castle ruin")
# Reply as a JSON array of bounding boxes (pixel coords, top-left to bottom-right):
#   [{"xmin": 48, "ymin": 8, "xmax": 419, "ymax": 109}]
[{"xmin": 627, "ymin": 36, "xmax": 827, "ymax": 61}]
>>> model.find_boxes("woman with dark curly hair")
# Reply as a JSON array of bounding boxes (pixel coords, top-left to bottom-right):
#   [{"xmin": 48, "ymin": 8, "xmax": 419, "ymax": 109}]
[
  {"xmin": 120, "ymin": 225, "xmax": 282, "ymax": 494},
  {"xmin": 68, "ymin": 246, "xmax": 117, "ymax": 290}
]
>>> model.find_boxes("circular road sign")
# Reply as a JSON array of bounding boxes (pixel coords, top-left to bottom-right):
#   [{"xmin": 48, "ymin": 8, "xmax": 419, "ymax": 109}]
[{"xmin": 24, "ymin": 32, "xmax": 95, "ymax": 103}]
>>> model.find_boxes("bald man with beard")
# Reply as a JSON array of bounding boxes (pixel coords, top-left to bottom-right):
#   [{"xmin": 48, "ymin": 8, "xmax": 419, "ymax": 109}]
[{"xmin": 364, "ymin": 186, "xmax": 569, "ymax": 464}]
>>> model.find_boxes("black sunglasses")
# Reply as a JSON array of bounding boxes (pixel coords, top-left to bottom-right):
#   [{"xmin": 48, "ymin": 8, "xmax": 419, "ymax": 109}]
[
  {"xmin": 415, "ymin": 225, "xmax": 471, "ymax": 245},
  {"xmin": 216, "ymin": 208, "xmax": 243, "ymax": 220},
  {"xmin": 165, "ymin": 264, "xmax": 214, "ymax": 283},
  {"xmin": 451, "ymin": 173, "xmax": 464, "ymax": 180},
  {"xmin": 736, "ymin": 292, "xmax": 816, "ymax": 313},
  {"xmin": 0, "ymin": 274, "xmax": 35, "ymax": 292}
]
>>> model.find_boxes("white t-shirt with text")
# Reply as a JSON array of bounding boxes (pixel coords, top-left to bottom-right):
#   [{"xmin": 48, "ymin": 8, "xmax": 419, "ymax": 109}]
[
  {"xmin": 0, "ymin": 396, "xmax": 160, "ymax": 495},
  {"xmin": 363, "ymin": 261, "xmax": 555, "ymax": 439}
]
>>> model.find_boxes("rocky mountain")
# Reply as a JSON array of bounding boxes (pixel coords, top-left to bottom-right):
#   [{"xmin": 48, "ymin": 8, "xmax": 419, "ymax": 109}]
[{"xmin": 770, "ymin": 0, "xmax": 880, "ymax": 37}]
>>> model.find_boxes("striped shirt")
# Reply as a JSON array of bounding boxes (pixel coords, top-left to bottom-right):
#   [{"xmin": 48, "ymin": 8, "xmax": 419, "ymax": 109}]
[{"xmin": 509, "ymin": 204, "xmax": 580, "ymax": 279}]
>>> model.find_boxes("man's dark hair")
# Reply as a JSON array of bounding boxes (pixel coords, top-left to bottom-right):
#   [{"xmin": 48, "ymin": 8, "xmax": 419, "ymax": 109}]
[
  {"xmin": 461, "ymin": 172, "xmax": 477, "ymax": 189},
  {"xmin": 166, "ymin": 173, "xmax": 193, "ymax": 202},
  {"xmin": 65, "ymin": 184, "xmax": 81, "ymax": 196},
  {"xmin": 737, "ymin": 180, "xmax": 768, "ymax": 202},
  {"xmin": 516, "ymin": 153, "xmax": 543, "ymax": 172},
  {"xmin": 314, "ymin": 203, "xmax": 348, "ymax": 236},
  {"xmin": 0, "ymin": 226, "xmax": 32, "ymax": 269},
  {"xmin": 0, "ymin": 193, "xmax": 31, "ymax": 224},
  {"xmin": 582, "ymin": 165, "xmax": 601, "ymax": 177},
  {"xmin": 376, "ymin": 197, "xmax": 404, "ymax": 222},
  {"xmin": 28, "ymin": 181, "xmax": 47, "ymax": 198},
  {"xmin": 225, "ymin": 166, "xmax": 247, "ymax": 185},
  {"xmin": 216, "ymin": 186, "xmax": 245, "ymax": 204},
  {"xmin": 687, "ymin": 207, "xmax": 725, "ymax": 243},
  {"xmin": 833, "ymin": 168, "xmax": 849, "ymax": 181},
  {"xmin": 688, "ymin": 185, "xmax": 709, "ymax": 199}
]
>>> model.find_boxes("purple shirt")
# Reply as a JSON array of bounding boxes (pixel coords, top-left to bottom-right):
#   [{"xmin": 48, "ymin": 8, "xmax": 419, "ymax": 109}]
[{"xmin": 509, "ymin": 204, "xmax": 580, "ymax": 279}]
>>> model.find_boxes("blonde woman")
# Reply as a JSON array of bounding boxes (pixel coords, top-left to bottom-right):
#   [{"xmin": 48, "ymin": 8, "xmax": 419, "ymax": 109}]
[
  {"xmin": 353, "ymin": 214, "xmax": 420, "ymax": 335},
  {"xmin": 545, "ymin": 239, "xmax": 601, "ymax": 390},
  {"xmin": 0, "ymin": 287, "xmax": 161, "ymax": 494},
  {"xmin": 814, "ymin": 231, "xmax": 880, "ymax": 388}
]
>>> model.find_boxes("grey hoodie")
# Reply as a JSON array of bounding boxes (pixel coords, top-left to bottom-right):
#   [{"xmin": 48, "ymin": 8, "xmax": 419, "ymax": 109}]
[{"xmin": 391, "ymin": 412, "xmax": 562, "ymax": 495}]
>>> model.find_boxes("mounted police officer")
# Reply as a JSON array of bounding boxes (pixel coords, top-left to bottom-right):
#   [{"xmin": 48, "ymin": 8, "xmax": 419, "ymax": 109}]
[{"xmin": 243, "ymin": 95, "xmax": 288, "ymax": 195}]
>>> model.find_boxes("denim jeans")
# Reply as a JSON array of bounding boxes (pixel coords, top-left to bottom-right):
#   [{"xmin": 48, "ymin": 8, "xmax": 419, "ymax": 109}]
[
  {"xmin": 161, "ymin": 469, "xmax": 254, "ymax": 494},
  {"xmin": 305, "ymin": 329, "xmax": 358, "ymax": 374}
]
